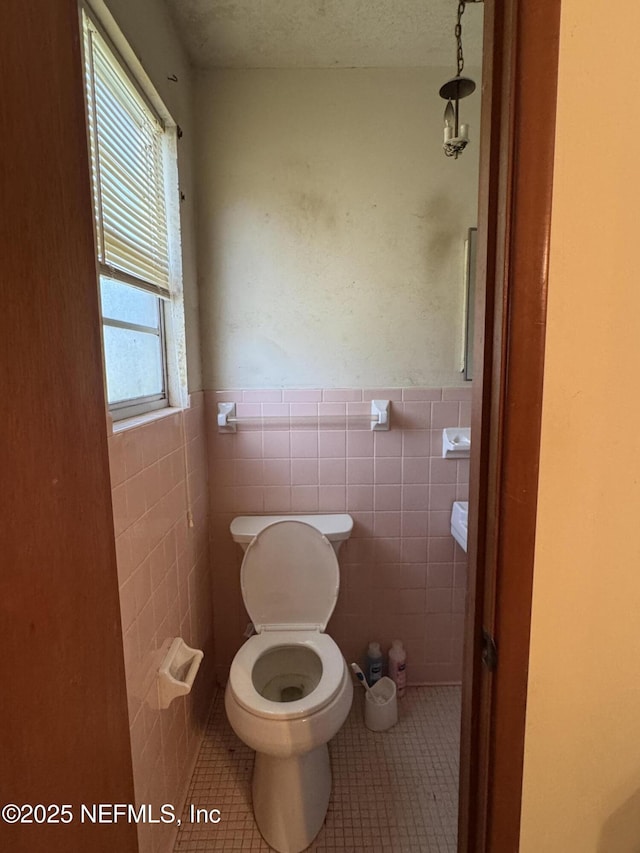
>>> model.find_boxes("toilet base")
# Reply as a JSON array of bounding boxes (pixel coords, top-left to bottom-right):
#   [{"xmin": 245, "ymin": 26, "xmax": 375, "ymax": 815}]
[{"xmin": 252, "ymin": 743, "xmax": 331, "ymax": 853}]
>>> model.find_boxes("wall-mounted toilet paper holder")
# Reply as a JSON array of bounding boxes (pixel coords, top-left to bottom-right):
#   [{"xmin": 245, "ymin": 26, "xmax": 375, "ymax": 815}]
[{"xmin": 157, "ymin": 638, "xmax": 204, "ymax": 709}]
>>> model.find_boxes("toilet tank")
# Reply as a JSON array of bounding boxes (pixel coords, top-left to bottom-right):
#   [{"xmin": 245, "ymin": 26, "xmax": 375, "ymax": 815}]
[{"xmin": 230, "ymin": 514, "xmax": 353, "ymax": 554}]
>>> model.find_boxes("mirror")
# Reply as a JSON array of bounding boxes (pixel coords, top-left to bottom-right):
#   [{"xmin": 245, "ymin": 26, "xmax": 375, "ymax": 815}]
[{"xmin": 464, "ymin": 227, "xmax": 477, "ymax": 381}]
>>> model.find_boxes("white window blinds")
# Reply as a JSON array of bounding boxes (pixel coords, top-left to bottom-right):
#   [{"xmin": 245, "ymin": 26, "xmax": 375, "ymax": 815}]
[{"xmin": 83, "ymin": 16, "xmax": 171, "ymax": 296}]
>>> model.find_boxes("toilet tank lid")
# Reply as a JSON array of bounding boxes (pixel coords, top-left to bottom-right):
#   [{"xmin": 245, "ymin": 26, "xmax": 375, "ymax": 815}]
[{"xmin": 231, "ymin": 513, "xmax": 353, "ymax": 544}]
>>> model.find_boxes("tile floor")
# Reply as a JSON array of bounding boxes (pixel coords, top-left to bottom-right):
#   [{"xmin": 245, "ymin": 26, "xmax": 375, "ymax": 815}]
[{"xmin": 174, "ymin": 685, "xmax": 461, "ymax": 852}]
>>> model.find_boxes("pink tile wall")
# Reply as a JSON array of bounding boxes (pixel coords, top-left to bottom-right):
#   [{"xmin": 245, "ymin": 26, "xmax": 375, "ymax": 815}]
[
  {"xmin": 108, "ymin": 392, "xmax": 214, "ymax": 853},
  {"xmin": 206, "ymin": 387, "xmax": 470, "ymax": 686}
]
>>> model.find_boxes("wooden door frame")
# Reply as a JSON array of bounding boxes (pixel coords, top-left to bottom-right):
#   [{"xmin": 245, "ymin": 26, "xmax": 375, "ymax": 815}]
[
  {"xmin": 0, "ymin": 2, "xmax": 138, "ymax": 851},
  {"xmin": 458, "ymin": 0, "xmax": 562, "ymax": 850}
]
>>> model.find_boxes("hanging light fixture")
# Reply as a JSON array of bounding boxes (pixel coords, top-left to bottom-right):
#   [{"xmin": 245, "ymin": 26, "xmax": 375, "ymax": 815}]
[{"xmin": 439, "ymin": 0, "xmax": 476, "ymax": 158}]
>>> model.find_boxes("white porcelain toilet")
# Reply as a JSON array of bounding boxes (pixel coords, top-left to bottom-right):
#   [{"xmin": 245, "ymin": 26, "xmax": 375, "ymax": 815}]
[{"xmin": 225, "ymin": 514, "xmax": 354, "ymax": 853}]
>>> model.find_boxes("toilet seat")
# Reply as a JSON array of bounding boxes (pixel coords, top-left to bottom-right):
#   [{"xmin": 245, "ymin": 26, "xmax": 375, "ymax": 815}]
[
  {"xmin": 228, "ymin": 631, "xmax": 345, "ymax": 720},
  {"xmin": 230, "ymin": 521, "xmax": 345, "ymax": 721},
  {"xmin": 240, "ymin": 520, "xmax": 339, "ymax": 632}
]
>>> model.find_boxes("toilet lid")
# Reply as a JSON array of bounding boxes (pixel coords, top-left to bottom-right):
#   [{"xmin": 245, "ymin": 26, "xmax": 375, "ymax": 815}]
[{"xmin": 241, "ymin": 520, "xmax": 340, "ymax": 632}]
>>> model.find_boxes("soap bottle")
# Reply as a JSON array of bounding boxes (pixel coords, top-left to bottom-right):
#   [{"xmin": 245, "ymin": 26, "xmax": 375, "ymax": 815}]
[
  {"xmin": 388, "ymin": 639, "xmax": 407, "ymax": 697},
  {"xmin": 365, "ymin": 641, "xmax": 383, "ymax": 686}
]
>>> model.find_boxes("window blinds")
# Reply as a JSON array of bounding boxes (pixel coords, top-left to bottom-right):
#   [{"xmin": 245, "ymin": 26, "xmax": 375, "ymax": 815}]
[{"xmin": 83, "ymin": 17, "xmax": 171, "ymax": 297}]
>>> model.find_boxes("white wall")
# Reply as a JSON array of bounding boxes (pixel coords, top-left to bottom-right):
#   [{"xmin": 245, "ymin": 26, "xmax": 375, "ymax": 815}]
[
  {"xmin": 94, "ymin": 0, "xmax": 203, "ymax": 392},
  {"xmin": 520, "ymin": 0, "xmax": 640, "ymax": 849},
  {"xmin": 195, "ymin": 67, "xmax": 481, "ymax": 390}
]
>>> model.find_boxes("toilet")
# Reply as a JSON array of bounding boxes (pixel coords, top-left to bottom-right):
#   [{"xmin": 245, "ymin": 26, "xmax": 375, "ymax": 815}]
[{"xmin": 225, "ymin": 514, "xmax": 354, "ymax": 853}]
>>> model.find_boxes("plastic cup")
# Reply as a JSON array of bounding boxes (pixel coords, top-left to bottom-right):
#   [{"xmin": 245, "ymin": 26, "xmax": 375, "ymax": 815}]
[{"xmin": 364, "ymin": 676, "xmax": 398, "ymax": 732}]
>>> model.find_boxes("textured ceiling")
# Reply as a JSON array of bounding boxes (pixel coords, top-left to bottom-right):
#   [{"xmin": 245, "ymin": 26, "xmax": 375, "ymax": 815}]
[{"xmin": 163, "ymin": 0, "xmax": 484, "ymax": 69}]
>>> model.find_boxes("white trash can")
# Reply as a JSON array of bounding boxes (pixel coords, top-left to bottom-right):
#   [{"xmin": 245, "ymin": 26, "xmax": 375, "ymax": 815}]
[{"xmin": 364, "ymin": 676, "xmax": 398, "ymax": 732}]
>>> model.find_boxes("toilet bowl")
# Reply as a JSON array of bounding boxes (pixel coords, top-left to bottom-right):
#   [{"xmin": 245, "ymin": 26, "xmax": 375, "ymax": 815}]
[{"xmin": 225, "ymin": 515, "xmax": 353, "ymax": 853}]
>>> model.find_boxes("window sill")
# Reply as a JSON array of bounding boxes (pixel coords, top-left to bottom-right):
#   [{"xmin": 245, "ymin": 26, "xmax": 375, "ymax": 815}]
[{"xmin": 107, "ymin": 405, "xmax": 186, "ymax": 436}]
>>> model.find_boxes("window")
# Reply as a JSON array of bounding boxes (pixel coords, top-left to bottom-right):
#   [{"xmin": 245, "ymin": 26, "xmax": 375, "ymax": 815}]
[{"xmin": 83, "ymin": 12, "xmax": 178, "ymax": 419}]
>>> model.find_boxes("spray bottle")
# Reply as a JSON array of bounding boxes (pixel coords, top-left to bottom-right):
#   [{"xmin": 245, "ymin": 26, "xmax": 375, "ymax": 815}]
[
  {"xmin": 365, "ymin": 641, "xmax": 383, "ymax": 686},
  {"xmin": 388, "ymin": 639, "xmax": 407, "ymax": 697}
]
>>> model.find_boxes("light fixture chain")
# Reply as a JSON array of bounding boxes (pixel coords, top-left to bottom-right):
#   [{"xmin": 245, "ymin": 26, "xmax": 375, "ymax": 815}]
[{"xmin": 455, "ymin": 0, "xmax": 466, "ymax": 77}]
